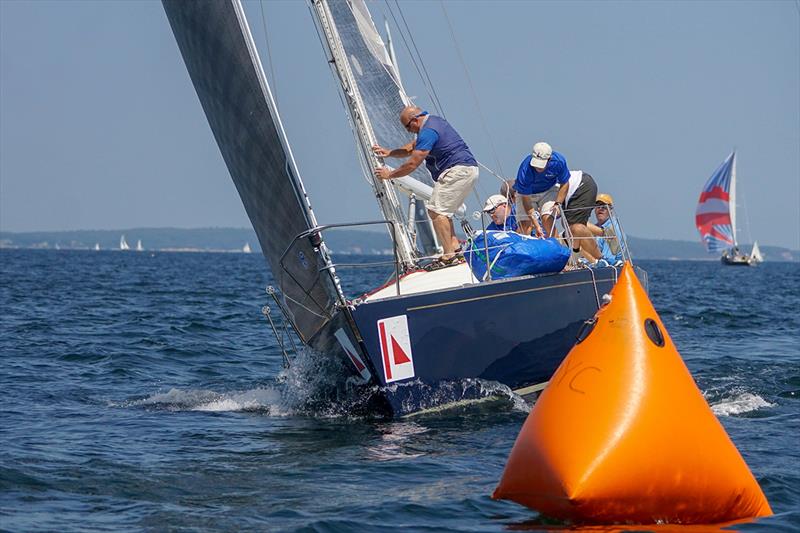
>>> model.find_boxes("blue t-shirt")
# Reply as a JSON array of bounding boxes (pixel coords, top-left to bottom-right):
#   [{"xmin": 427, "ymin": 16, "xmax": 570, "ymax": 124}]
[
  {"xmin": 514, "ymin": 151, "xmax": 570, "ymax": 195},
  {"xmin": 596, "ymin": 218, "xmax": 624, "ymax": 263},
  {"xmin": 415, "ymin": 115, "xmax": 477, "ymax": 181},
  {"xmin": 414, "ymin": 128, "xmax": 439, "ymax": 151},
  {"xmin": 487, "ymin": 205, "xmax": 518, "ymax": 232}
]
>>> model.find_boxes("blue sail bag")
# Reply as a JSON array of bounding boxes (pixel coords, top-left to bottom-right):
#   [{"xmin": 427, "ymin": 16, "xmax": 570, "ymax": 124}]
[{"xmin": 466, "ymin": 231, "xmax": 570, "ymax": 281}]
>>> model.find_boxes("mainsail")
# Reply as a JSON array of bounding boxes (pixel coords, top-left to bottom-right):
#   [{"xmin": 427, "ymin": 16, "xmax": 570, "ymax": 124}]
[
  {"xmin": 314, "ymin": 0, "xmax": 439, "ymax": 260},
  {"xmin": 162, "ymin": 0, "xmax": 341, "ymax": 342},
  {"xmin": 696, "ymin": 152, "xmax": 736, "ymax": 253}
]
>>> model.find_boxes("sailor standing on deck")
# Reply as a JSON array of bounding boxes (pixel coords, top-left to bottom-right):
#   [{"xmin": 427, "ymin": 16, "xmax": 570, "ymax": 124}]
[{"xmin": 373, "ymin": 106, "xmax": 479, "ymax": 264}]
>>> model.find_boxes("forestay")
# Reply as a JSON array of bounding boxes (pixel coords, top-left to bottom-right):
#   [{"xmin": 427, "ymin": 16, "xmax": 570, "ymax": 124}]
[{"xmin": 162, "ymin": 0, "xmax": 340, "ymax": 342}]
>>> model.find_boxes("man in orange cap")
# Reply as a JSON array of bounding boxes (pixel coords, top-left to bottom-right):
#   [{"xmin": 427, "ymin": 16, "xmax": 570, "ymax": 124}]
[{"xmin": 589, "ymin": 193, "xmax": 624, "ymax": 264}]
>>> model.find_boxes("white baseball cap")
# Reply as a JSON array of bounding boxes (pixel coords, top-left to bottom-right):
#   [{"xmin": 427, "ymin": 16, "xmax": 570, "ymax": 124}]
[
  {"xmin": 530, "ymin": 142, "xmax": 552, "ymax": 170},
  {"xmin": 482, "ymin": 194, "xmax": 508, "ymax": 212}
]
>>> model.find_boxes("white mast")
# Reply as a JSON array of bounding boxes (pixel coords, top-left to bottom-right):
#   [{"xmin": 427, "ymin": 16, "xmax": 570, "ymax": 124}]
[
  {"xmin": 730, "ymin": 151, "xmax": 738, "ymax": 247},
  {"xmin": 310, "ymin": 0, "xmax": 417, "ymax": 268}
]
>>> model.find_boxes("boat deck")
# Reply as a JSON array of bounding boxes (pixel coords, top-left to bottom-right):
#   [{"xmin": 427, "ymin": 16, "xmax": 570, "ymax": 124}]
[{"xmin": 363, "ymin": 262, "xmax": 478, "ymax": 302}]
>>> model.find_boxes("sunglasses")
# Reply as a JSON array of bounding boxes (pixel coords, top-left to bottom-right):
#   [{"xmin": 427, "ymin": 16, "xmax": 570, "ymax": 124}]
[
  {"xmin": 487, "ymin": 204, "xmax": 506, "ymax": 215},
  {"xmin": 404, "ymin": 112, "xmax": 426, "ymax": 129}
]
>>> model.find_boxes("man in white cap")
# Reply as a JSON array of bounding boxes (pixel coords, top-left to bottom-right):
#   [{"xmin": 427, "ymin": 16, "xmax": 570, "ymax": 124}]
[
  {"xmin": 513, "ymin": 141, "xmax": 569, "ymax": 238},
  {"xmin": 482, "ymin": 194, "xmax": 518, "ymax": 232}
]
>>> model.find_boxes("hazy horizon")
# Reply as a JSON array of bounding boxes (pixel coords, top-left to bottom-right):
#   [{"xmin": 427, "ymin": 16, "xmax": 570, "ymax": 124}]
[{"xmin": 1, "ymin": 1, "xmax": 798, "ymax": 248}]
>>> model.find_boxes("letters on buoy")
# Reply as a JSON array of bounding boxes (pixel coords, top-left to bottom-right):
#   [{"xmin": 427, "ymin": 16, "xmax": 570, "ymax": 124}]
[{"xmin": 493, "ymin": 262, "xmax": 772, "ymax": 525}]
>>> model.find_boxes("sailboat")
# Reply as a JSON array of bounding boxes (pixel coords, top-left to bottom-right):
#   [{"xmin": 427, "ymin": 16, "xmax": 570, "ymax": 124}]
[
  {"xmin": 94, "ymin": 243, "xmax": 100, "ymax": 251},
  {"xmin": 136, "ymin": 239, "xmax": 144, "ymax": 252},
  {"xmin": 696, "ymin": 151, "xmax": 763, "ymax": 266},
  {"xmin": 242, "ymin": 242, "xmax": 252, "ymax": 254},
  {"xmin": 162, "ymin": 0, "xmax": 647, "ymax": 416},
  {"xmin": 119, "ymin": 235, "xmax": 130, "ymax": 251}
]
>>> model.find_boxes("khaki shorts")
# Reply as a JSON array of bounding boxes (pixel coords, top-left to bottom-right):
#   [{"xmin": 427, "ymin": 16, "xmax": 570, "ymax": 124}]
[
  {"xmin": 514, "ymin": 184, "xmax": 558, "ymax": 221},
  {"xmin": 427, "ymin": 165, "xmax": 479, "ymax": 217}
]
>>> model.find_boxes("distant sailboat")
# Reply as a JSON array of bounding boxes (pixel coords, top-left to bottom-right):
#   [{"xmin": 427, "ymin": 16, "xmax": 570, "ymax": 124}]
[
  {"xmin": 94, "ymin": 243, "xmax": 100, "ymax": 251},
  {"xmin": 696, "ymin": 151, "xmax": 762, "ymax": 266},
  {"xmin": 750, "ymin": 241, "xmax": 763, "ymax": 264},
  {"xmin": 242, "ymin": 242, "xmax": 252, "ymax": 253},
  {"xmin": 136, "ymin": 239, "xmax": 144, "ymax": 252},
  {"xmin": 119, "ymin": 235, "xmax": 130, "ymax": 251}
]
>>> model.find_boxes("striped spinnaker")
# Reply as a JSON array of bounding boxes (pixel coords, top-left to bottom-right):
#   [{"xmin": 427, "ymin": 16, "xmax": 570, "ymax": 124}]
[{"xmin": 696, "ymin": 152, "xmax": 736, "ymax": 253}]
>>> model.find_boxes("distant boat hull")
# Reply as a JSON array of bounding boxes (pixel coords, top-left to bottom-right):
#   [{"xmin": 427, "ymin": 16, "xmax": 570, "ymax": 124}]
[
  {"xmin": 721, "ymin": 252, "xmax": 757, "ymax": 266},
  {"xmin": 308, "ymin": 265, "xmax": 647, "ymax": 417}
]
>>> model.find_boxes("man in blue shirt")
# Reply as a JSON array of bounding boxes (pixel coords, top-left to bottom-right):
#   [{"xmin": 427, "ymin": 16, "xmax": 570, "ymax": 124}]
[
  {"xmin": 513, "ymin": 141, "xmax": 569, "ymax": 238},
  {"xmin": 373, "ymin": 106, "xmax": 479, "ymax": 264},
  {"xmin": 482, "ymin": 194, "xmax": 518, "ymax": 232}
]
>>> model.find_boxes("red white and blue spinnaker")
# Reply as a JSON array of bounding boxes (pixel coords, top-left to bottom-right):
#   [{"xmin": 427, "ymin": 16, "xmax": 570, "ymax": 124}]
[{"xmin": 696, "ymin": 152, "xmax": 737, "ymax": 253}]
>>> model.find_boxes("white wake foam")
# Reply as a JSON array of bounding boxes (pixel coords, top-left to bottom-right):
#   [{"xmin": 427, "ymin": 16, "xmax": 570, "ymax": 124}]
[
  {"xmin": 127, "ymin": 386, "xmax": 289, "ymax": 415},
  {"xmin": 710, "ymin": 392, "xmax": 774, "ymax": 416}
]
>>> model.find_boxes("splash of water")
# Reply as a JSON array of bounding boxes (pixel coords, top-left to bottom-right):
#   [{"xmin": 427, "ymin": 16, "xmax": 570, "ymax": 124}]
[{"xmin": 710, "ymin": 392, "xmax": 774, "ymax": 416}]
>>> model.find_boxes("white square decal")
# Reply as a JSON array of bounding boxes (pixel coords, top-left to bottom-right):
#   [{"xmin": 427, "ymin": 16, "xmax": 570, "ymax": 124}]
[{"xmin": 377, "ymin": 315, "xmax": 415, "ymax": 383}]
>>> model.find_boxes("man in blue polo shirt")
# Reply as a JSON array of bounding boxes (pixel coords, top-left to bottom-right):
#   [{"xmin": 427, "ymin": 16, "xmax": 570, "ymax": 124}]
[
  {"xmin": 513, "ymin": 141, "xmax": 569, "ymax": 238},
  {"xmin": 373, "ymin": 106, "xmax": 479, "ymax": 264}
]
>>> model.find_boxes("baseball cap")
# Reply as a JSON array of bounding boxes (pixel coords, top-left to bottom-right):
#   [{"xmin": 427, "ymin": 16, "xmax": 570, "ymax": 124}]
[
  {"xmin": 596, "ymin": 193, "xmax": 615, "ymax": 205},
  {"xmin": 530, "ymin": 142, "xmax": 552, "ymax": 170},
  {"xmin": 483, "ymin": 194, "xmax": 508, "ymax": 212}
]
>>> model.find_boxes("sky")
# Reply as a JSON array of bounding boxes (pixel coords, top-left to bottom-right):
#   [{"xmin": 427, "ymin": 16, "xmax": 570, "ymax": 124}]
[{"xmin": 1, "ymin": 0, "xmax": 798, "ymax": 249}]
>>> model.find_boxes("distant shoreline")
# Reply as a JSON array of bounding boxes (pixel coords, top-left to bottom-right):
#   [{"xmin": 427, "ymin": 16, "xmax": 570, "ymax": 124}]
[{"xmin": 1, "ymin": 227, "xmax": 797, "ymax": 262}]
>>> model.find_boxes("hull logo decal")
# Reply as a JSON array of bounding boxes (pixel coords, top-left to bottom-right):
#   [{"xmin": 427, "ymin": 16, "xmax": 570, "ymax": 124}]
[
  {"xmin": 377, "ymin": 315, "xmax": 415, "ymax": 383},
  {"xmin": 334, "ymin": 329, "xmax": 371, "ymax": 381}
]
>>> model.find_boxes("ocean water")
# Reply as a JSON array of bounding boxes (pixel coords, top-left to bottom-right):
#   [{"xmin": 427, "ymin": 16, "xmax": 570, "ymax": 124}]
[{"xmin": 1, "ymin": 249, "xmax": 798, "ymax": 532}]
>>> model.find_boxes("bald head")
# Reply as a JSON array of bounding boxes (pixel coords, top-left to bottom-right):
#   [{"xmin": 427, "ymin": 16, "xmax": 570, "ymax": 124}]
[
  {"xmin": 400, "ymin": 106, "xmax": 425, "ymax": 133},
  {"xmin": 399, "ymin": 106, "xmax": 422, "ymax": 124}
]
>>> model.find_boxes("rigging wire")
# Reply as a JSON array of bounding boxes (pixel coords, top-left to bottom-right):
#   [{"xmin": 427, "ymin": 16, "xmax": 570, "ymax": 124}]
[
  {"xmin": 382, "ymin": 0, "xmax": 446, "ymax": 117},
  {"xmin": 392, "ymin": 0, "xmax": 447, "ymax": 116},
  {"xmin": 439, "ymin": 1, "xmax": 505, "ymax": 178},
  {"xmin": 258, "ymin": 0, "xmax": 278, "ymax": 101}
]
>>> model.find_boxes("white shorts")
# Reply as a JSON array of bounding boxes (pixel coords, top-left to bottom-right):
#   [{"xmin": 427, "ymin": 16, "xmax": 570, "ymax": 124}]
[
  {"xmin": 427, "ymin": 165, "xmax": 479, "ymax": 217},
  {"xmin": 514, "ymin": 184, "xmax": 558, "ymax": 221}
]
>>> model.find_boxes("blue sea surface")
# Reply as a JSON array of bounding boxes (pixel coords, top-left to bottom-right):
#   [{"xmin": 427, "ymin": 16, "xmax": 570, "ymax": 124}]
[{"xmin": 1, "ymin": 249, "xmax": 798, "ymax": 532}]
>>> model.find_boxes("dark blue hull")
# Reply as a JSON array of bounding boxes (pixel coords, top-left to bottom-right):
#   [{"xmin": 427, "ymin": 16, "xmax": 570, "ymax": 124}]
[{"xmin": 338, "ymin": 266, "xmax": 647, "ymax": 416}]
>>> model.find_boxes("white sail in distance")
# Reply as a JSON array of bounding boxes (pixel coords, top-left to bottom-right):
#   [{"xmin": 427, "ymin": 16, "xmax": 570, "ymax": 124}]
[{"xmin": 750, "ymin": 241, "xmax": 763, "ymax": 263}]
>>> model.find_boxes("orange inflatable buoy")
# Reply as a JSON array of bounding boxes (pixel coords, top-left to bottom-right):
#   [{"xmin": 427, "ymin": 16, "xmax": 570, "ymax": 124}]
[{"xmin": 493, "ymin": 262, "xmax": 772, "ymax": 525}]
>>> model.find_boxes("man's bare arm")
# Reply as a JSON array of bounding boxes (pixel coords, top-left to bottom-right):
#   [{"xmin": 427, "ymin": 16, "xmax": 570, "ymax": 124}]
[
  {"xmin": 372, "ymin": 141, "xmax": 415, "ymax": 159},
  {"xmin": 374, "ymin": 149, "xmax": 428, "ymax": 180}
]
